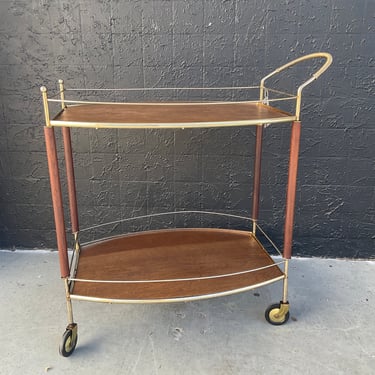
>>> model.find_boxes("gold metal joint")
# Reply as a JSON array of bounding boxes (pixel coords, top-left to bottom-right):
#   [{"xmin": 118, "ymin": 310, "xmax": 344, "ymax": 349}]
[
  {"xmin": 67, "ymin": 323, "xmax": 78, "ymax": 343},
  {"xmin": 74, "ymin": 234, "xmax": 81, "ymax": 253},
  {"xmin": 41, "ymin": 86, "xmax": 51, "ymax": 127},
  {"xmin": 278, "ymin": 301, "xmax": 289, "ymax": 316},
  {"xmin": 58, "ymin": 80, "xmax": 66, "ymax": 109},
  {"xmin": 270, "ymin": 302, "xmax": 289, "ymax": 321},
  {"xmin": 252, "ymin": 220, "xmax": 257, "ymax": 235}
]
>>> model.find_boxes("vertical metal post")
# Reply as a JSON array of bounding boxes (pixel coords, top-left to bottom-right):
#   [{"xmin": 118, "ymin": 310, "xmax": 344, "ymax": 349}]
[
  {"xmin": 41, "ymin": 86, "xmax": 50, "ymax": 127},
  {"xmin": 58, "ymin": 79, "xmax": 66, "ymax": 109},
  {"xmin": 252, "ymin": 125, "xmax": 263, "ymax": 234},
  {"xmin": 283, "ymin": 121, "xmax": 301, "ymax": 259},
  {"xmin": 59, "ymin": 80, "xmax": 80, "ymax": 240},
  {"xmin": 64, "ymin": 278, "xmax": 74, "ymax": 324},
  {"xmin": 282, "ymin": 259, "xmax": 289, "ymax": 303},
  {"xmin": 62, "ymin": 127, "xmax": 80, "ymax": 236}
]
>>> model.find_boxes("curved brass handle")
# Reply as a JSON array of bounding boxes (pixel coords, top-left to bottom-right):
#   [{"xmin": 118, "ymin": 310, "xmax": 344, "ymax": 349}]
[{"xmin": 260, "ymin": 52, "xmax": 333, "ymax": 120}]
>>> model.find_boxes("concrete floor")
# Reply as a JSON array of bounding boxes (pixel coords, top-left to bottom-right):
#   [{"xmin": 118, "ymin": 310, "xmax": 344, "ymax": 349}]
[{"xmin": 0, "ymin": 250, "xmax": 374, "ymax": 375}]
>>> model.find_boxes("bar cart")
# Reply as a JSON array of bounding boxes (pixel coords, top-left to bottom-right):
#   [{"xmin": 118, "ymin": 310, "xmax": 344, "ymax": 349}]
[{"xmin": 41, "ymin": 52, "xmax": 332, "ymax": 356}]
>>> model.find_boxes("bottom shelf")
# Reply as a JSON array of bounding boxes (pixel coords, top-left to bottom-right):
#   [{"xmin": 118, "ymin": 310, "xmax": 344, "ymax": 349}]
[{"xmin": 71, "ymin": 228, "xmax": 284, "ymax": 303}]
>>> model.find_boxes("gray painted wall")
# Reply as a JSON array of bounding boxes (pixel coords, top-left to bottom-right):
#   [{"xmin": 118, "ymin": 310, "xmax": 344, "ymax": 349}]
[{"xmin": 0, "ymin": 0, "xmax": 374, "ymax": 258}]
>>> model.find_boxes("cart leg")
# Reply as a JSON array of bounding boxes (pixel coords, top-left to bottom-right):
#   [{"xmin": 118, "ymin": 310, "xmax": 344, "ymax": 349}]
[
  {"xmin": 60, "ymin": 278, "xmax": 78, "ymax": 357},
  {"xmin": 252, "ymin": 125, "xmax": 263, "ymax": 235},
  {"xmin": 265, "ymin": 260, "xmax": 290, "ymax": 325},
  {"xmin": 73, "ymin": 232, "xmax": 80, "ymax": 253},
  {"xmin": 69, "ymin": 232, "xmax": 81, "ymax": 275},
  {"xmin": 282, "ymin": 259, "xmax": 289, "ymax": 304}
]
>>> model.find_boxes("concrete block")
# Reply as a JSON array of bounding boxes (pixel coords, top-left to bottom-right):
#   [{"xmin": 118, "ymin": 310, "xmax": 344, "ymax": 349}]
[
  {"xmin": 6, "ymin": 124, "xmax": 45, "ymax": 152},
  {"xmin": 235, "ymin": 0, "xmax": 267, "ymax": 35},
  {"xmin": 72, "ymin": 153, "xmax": 94, "ymax": 180},
  {"xmin": 175, "ymin": 128, "xmax": 203, "ymax": 156},
  {"xmin": 202, "ymin": 155, "xmax": 251, "ymax": 184},
  {"xmin": 54, "ymin": 65, "xmax": 86, "ymax": 88},
  {"xmin": 0, "ymin": 152, "xmax": 10, "ymax": 178},
  {"xmin": 203, "ymin": 0, "xmax": 235, "ymax": 35},
  {"xmin": 70, "ymin": 128, "xmax": 91, "ymax": 154},
  {"xmin": 113, "ymin": 68, "xmax": 145, "ymax": 102},
  {"xmin": 203, "ymin": 34, "xmax": 235, "ymax": 67},
  {"xmin": 80, "ymin": 0, "xmax": 112, "ymax": 34},
  {"xmin": 113, "ymin": 33, "xmax": 143, "ymax": 67},
  {"xmin": 92, "ymin": 152, "xmax": 120, "ymax": 181},
  {"xmin": 298, "ymin": 157, "xmax": 348, "ymax": 187},
  {"xmin": 264, "ymin": 34, "xmax": 299, "ymax": 68},
  {"xmin": 48, "ymin": 1, "xmax": 81, "ymax": 34},
  {"xmin": 330, "ymin": 0, "xmax": 365, "ymax": 34},
  {"xmin": 201, "ymin": 182, "xmax": 232, "ymax": 210},
  {"xmin": 265, "ymin": 0, "xmax": 299, "ymax": 34},
  {"xmin": 8, "ymin": 177, "xmax": 51, "ymax": 205},
  {"xmin": 75, "ymin": 178, "xmax": 96, "ymax": 207},
  {"xmin": 8, "ymin": 151, "xmax": 48, "ymax": 179},
  {"xmin": 234, "ymin": 33, "xmax": 266, "ymax": 68},
  {"xmin": 318, "ymin": 128, "xmax": 351, "ymax": 158},
  {"xmin": 142, "ymin": 0, "xmax": 173, "ymax": 35},
  {"xmin": 145, "ymin": 153, "xmax": 174, "ymax": 182},
  {"xmin": 90, "ymin": 128, "xmax": 118, "ymax": 154},
  {"xmin": 143, "ymin": 34, "xmax": 174, "ymax": 67},
  {"xmin": 348, "ymin": 129, "xmax": 375, "ymax": 159},
  {"xmin": 118, "ymin": 153, "xmax": 148, "ymax": 182},
  {"xmin": 91, "ymin": 179, "xmax": 120, "ymax": 207},
  {"xmin": 50, "ymin": 33, "xmax": 84, "ymax": 67},
  {"xmin": 83, "ymin": 63, "xmax": 114, "ymax": 88},
  {"xmin": 298, "ymin": 0, "xmax": 332, "ymax": 34},
  {"xmin": 147, "ymin": 181, "xmax": 175, "ymax": 210},
  {"xmin": 346, "ymin": 158, "xmax": 375, "ymax": 186},
  {"xmin": 173, "ymin": 34, "xmax": 204, "ymax": 68},
  {"xmin": 119, "ymin": 181, "xmax": 148, "ymax": 209},
  {"xmin": 172, "ymin": 0, "xmax": 204, "ymax": 34},
  {"xmin": 175, "ymin": 182, "xmax": 202, "ymax": 210},
  {"xmin": 174, "ymin": 154, "xmax": 202, "ymax": 182},
  {"xmin": 323, "ymin": 33, "xmax": 362, "ymax": 68},
  {"xmin": 0, "ymin": 124, "xmax": 8, "ymax": 152},
  {"xmin": 0, "ymin": 1, "xmax": 50, "ymax": 35},
  {"xmin": 82, "ymin": 33, "xmax": 113, "ymax": 67},
  {"xmin": 111, "ymin": 0, "xmax": 143, "ymax": 34},
  {"xmin": 145, "ymin": 129, "xmax": 174, "ymax": 155}
]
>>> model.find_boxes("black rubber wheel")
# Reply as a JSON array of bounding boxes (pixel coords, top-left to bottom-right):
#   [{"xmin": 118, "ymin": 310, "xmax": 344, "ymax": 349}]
[
  {"xmin": 265, "ymin": 303, "xmax": 290, "ymax": 326},
  {"xmin": 59, "ymin": 329, "xmax": 78, "ymax": 357}
]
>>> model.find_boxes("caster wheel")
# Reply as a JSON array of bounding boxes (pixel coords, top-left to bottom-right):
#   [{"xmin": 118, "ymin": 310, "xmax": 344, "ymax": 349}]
[
  {"xmin": 265, "ymin": 302, "xmax": 290, "ymax": 326},
  {"xmin": 59, "ymin": 325, "xmax": 78, "ymax": 357}
]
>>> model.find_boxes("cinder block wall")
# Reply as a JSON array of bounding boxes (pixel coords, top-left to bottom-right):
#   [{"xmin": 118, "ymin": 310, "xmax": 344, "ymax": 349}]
[{"xmin": 0, "ymin": 0, "xmax": 373, "ymax": 258}]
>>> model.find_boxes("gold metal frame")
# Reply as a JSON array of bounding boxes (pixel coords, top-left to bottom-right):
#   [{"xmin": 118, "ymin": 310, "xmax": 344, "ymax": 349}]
[
  {"xmin": 41, "ymin": 51, "xmax": 333, "ymax": 303},
  {"xmin": 260, "ymin": 52, "xmax": 333, "ymax": 120},
  {"xmin": 41, "ymin": 53, "xmax": 332, "ymax": 355},
  {"xmin": 41, "ymin": 53, "xmax": 332, "ymax": 130},
  {"xmin": 70, "ymin": 275, "xmax": 286, "ymax": 304},
  {"xmin": 67, "ymin": 213, "xmax": 287, "ymax": 304}
]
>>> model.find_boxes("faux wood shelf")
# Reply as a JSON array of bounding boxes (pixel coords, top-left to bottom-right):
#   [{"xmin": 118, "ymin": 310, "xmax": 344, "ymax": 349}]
[
  {"xmin": 51, "ymin": 102, "xmax": 295, "ymax": 128},
  {"xmin": 71, "ymin": 228, "xmax": 284, "ymax": 302}
]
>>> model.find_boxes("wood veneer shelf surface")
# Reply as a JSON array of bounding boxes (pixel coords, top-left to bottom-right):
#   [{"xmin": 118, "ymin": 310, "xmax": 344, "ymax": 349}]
[
  {"xmin": 71, "ymin": 228, "xmax": 284, "ymax": 302},
  {"xmin": 51, "ymin": 102, "xmax": 295, "ymax": 128}
]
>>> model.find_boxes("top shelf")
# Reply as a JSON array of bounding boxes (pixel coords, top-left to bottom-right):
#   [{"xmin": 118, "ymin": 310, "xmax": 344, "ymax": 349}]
[
  {"xmin": 50, "ymin": 102, "xmax": 296, "ymax": 129},
  {"xmin": 43, "ymin": 53, "xmax": 333, "ymax": 129}
]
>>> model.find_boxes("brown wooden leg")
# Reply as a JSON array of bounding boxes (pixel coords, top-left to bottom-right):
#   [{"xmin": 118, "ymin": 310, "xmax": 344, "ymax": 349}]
[
  {"xmin": 62, "ymin": 127, "xmax": 79, "ymax": 234},
  {"xmin": 44, "ymin": 126, "xmax": 69, "ymax": 278},
  {"xmin": 283, "ymin": 121, "xmax": 301, "ymax": 259},
  {"xmin": 252, "ymin": 125, "xmax": 263, "ymax": 230}
]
